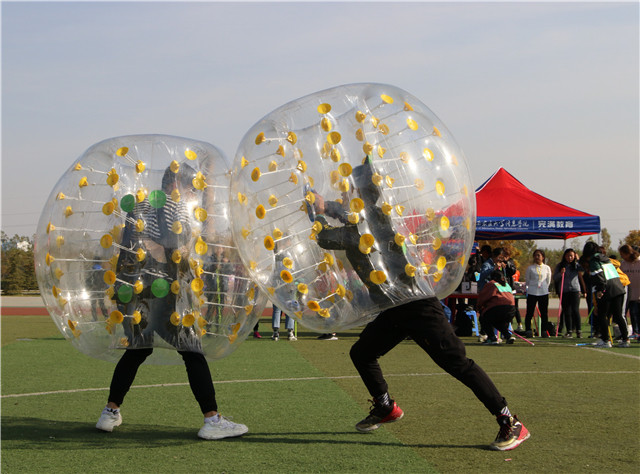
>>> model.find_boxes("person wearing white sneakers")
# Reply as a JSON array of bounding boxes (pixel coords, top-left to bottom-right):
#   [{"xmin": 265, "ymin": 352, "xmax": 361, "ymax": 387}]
[
  {"xmin": 95, "ymin": 347, "xmax": 248, "ymax": 440},
  {"xmin": 96, "ymin": 164, "xmax": 248, "ymax": 440},
  {"xmin": 271, "ymin": 305, "xmax": 296, "ymax": 341}
]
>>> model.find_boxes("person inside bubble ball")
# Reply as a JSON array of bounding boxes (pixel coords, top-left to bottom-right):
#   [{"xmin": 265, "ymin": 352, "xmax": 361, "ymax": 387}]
[
  {"xmin": 96, "ymin": 163, "xmax": 248, "ymax": 440},
  {"xmin": 310, "ymin": 156, "xmax": 530, "ymax": 451},
  {"xmin": 311, "ymin": 157, "xmax": 419, "ymax": 307}
]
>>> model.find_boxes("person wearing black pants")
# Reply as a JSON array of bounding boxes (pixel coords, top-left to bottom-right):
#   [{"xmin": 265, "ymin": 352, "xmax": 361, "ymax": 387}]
[
  {"xmin": 477, "ymin": 270, "xmax": 517, "ymax": 344},
  {"xmin": 96, "ymin": 164, "xmax": 248, "ymax": 440},
  {"xmin": 311, "ymin": 158, "xmax": 529, "ymax": 451},
  {"xmin": 524, "ymin": 294, "xmax": 549, "ymax": 336},
  {"xmin": 349, "ymin": 297, "xmax": 530, "ymax": 451},
  {"xmin": 582, "ymin": 242, "xmax": 630, "ymax": 348},
  {"xmin": 108, "ymin": 348, "xmax": 216, "ymax": 413}
]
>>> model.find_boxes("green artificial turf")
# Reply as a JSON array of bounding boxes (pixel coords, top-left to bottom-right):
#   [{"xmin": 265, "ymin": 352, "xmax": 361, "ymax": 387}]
[{"xmin": 2, "ymin": 315, "xmax": 639, "ymax": 473}]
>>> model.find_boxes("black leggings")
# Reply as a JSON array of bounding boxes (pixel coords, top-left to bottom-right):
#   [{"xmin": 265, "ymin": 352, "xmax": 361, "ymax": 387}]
[
  {"xmin": 108, "ymin": 349, "xmax": 217, "ymax": 414},
  {"xmin": 349, "ymin": 298, "xmax": 508, "ymax": 416}
]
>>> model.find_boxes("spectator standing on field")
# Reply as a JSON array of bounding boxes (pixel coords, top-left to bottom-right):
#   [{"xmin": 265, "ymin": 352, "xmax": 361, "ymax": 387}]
[
  {"xmin": 502, "ymin": 249, "xmax": 522, "ymax": 331},
  {"xmin": 619, "ymin": 244, "xmax": 640, "ymax": 338},
  {"xmin": 581, "ymin": 242, "xmax": 630, "ymax": 348},
  {"xmin": 524, "ymin": 249, "xmax": 552, "ymax": 337},
  {"xmin": 553, "ymin": 248, "xmax": 586, "ymax": 338}
]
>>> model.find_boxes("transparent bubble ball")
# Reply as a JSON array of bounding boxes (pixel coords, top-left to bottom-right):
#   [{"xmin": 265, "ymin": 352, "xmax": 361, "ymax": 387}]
[
  {"xmin": 35, "ymin": 135, "xmax": 266, "ymax": 364},
  {"xmin": 230, "ymin": 83, "xmax": 475, "ymax": 332}
]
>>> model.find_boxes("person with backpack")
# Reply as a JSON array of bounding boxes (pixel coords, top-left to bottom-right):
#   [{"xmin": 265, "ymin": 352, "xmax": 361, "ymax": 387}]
[
  {"xmin": 581, "ymin": 242, "xmax": 630, "ymax": 348},
  {"xmin": 477, "ymin": 270, "xmax": 517, "ymax": 345}
]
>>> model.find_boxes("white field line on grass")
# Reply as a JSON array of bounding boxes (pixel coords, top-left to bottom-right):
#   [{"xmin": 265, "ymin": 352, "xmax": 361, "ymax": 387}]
[
  {"xmin": 546, "ymin": 341, "xmax": 640, "ymax": 359},
  {"xmin": 2, "ymin": 369, "xmax": 639, "ymax": 399}
]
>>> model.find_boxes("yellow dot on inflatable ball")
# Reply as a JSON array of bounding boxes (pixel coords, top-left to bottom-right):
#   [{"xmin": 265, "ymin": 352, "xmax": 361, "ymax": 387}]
[
  {"xmin": 405, "ymin": 264, "xmax": 417, "ymax": 277},
  {"xmin": 102, "ymin": 202, "xmax": 115, "ymax": 215},
  {"xmin": 327, "ymin": 132, "xmax": 341, "ymax": 145},
  {"xmin": 264, "ymin": 235, "xmax": 275, "ymax": 251},
  {"xmin": 109, "ymin": 311, "xmax": 124, "ymax": 324},
  {"xmin": 350, "ymin": 198, "xmax": 364, "ymax": 213},
  {"xmin": 195, "ymin": 237, "xmax": 208, "ymax": 255},
  {"xmin": 195, "ymin": 207, "xmax": 207, "ymax": 222},
  {"xmin": 370, "ymin": 270, "xmax": 387, "ymax": 285},
  {"xmin": 182, "ymin": 313, "xmax": 195, "ymax": 327},
  {"xmin": 440, "ymin": 216, "xmax": 450, "ymax": 232},
  {"xmin": 191, "ymin": 278, "xmax": 204, "ymax": 293},
  {"xmin": 318, "ymin": 103, "xmax": 332, "ymax": 114},
  {"xmin": 338, "ymin": 163, "xmax": 352, "ymax": 177},
  {"xmin": 103, "ymin": 270, "xmax": 116, "ymax": 285}
]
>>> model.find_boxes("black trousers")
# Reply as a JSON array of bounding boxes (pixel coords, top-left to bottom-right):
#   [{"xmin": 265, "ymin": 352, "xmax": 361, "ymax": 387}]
[
  {"xmin": 480, "ymin": 305, "xmax": 515, "ymax": 342},
  {"xmin": 525, "ymin": 294, "xmax": 549, "ymax": 334},
  {"xmin": 349, "ymin": 297, "xmax": 508, "ymax": 416},
  {"xmin": 560, "ymin": 291, "xmax": 581, "ymax": 333},
  {"xmin": 596, "ymin": 293, "xmax": 628, "ymax": 341},
  {"xmin": 108, "ymin": 348, "xmax": 217, "ymax": 414}
]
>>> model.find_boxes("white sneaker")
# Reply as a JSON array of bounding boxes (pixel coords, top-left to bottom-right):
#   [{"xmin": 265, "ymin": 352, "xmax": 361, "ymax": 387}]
[
  {"xmin": 198, "ymin": 414, "xmax": 248, "ymax": 440},
  {"xmin": 288, "ymin": 331, "xmax": 297, "ymax": 341},
  {"xmin": 593, "ymin": 339, "xmax": 612, "ymax": 348},
  {"xmin": 96, "ymin": 407, "xmax": 122, "ymax": 432},
  {"xmin": 478, "ymin": 334, "xmax": 488, "ymax": 343}
]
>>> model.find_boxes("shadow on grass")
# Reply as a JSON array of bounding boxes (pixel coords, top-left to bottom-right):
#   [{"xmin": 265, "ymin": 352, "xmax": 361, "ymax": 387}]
[
  {"xmin": 240, "ymin": 432, "xmax": 487, "ymax": 450},
  {"xmin": 1, "ymin": 416, "xmax": 484, "ymax": 450},
  {"xmin": 1, "ymin": 416, "xmax": 196, "ymax": 449}
]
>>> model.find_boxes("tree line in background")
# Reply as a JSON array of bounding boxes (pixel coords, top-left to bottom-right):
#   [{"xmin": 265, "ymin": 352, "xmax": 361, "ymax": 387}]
[
  {"xmin": 1, "ymin": 232, "xmax": 38, "ymax": 294},
  {"xmin": 2, "ymin": 229, "xmax": 640, "ymax": 296}
]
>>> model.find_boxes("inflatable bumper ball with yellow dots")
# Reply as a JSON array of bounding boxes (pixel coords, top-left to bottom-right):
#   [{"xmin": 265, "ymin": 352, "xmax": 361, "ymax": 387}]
[
  {"xmin": 229, "ymin": 84, "xmax": 475, "ymax": 332},
  {"xmin": 35, "ymin": 135, "xmax": 266, "ymax": 363}
]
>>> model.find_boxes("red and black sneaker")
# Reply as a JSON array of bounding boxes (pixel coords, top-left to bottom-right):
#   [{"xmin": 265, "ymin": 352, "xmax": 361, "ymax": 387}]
[
  {"xmin": 355, "ymin": 399, "xmax": 404, "ymax": 432},
  {"xmin": 490, "ymin": 415, "xmax": 530, "ymax": 451}
]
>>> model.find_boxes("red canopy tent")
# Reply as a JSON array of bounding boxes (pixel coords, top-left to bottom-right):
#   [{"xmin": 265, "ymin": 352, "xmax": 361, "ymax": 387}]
[{"xmin": 474, "ymin": 168, "xmax": 600, "ymax": 240}]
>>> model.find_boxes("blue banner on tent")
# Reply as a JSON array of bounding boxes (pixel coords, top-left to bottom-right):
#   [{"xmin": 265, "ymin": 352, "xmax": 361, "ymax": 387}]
[{"xmin": 475, "ymin": 216, "xmax": 601, "ymax": 240}]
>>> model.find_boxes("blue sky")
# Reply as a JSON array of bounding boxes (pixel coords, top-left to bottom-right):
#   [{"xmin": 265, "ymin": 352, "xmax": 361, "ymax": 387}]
[{"xmin": 2, "ymin": 1, "xmax": 638, "ymax": 249}]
